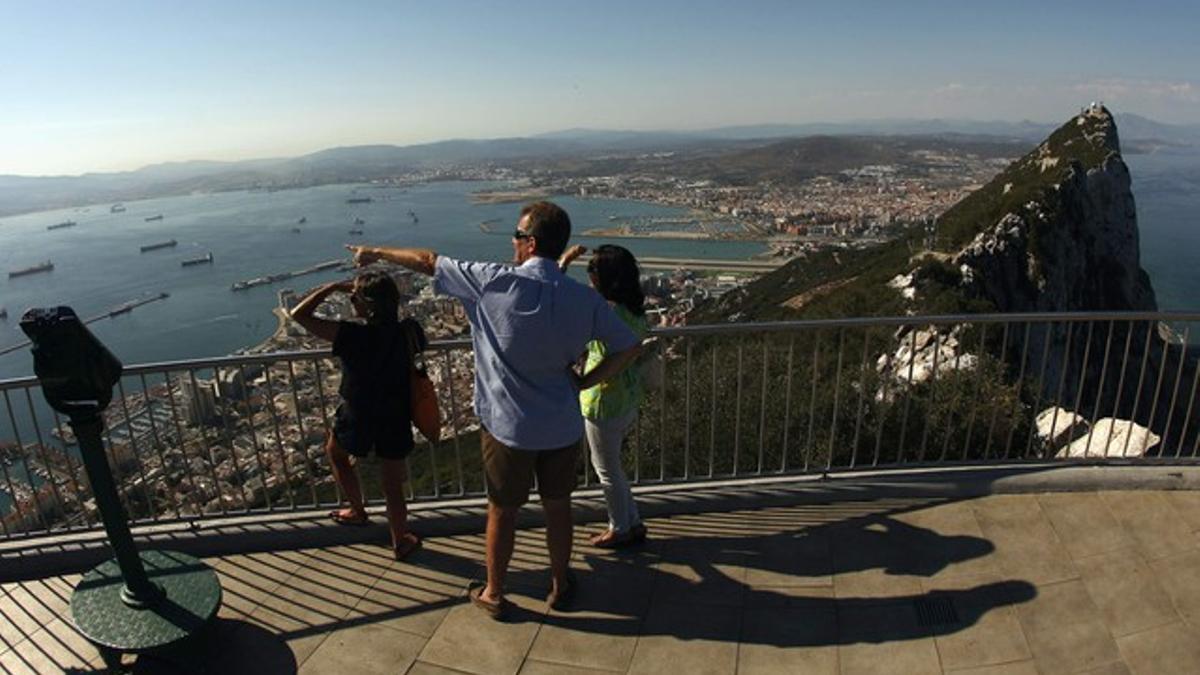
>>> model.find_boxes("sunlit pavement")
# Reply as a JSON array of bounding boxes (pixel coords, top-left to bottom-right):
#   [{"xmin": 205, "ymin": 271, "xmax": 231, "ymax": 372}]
[{"xmin": 6, "ymin": 480, "xmax": 1200, "ymax": 674}]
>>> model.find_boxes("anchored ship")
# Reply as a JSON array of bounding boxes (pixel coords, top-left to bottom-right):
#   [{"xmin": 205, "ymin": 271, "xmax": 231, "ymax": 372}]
[
  {"xmin": 0, "ymin": 308, "xmax": 7, "ymax": 320},
  {"xmin": 348, "ymin": 228, "xmax": 364, "ymax": 235},
  {"xmin": 297, "ymin": 216, "xmax": 307, "ymax": 224},
  {"xmin": 140, "ymin": 239, "xmax": 178, "ymax": 253},
  {"xmin": 181, "ymin": 252, "xmax": 213, "ymax": 267},
  {"xmin": 111, "ymin": 203, "xmax": 126, "ymax": 213},
  {"xmin": 8, "ymin": 261, "xmax": 54, "ymax": 278},
  {"xmin": 47, "ymin": 220, "xmax": 77, "ymax": 230},
  {"xmin": 346, "ymin": 197, "xmax": 372, "ymax": 204},
  {"xmin": 353, "ymin": 217, "xmax": 365, "ymax": 225},
  {"xmin": 145, "ymin": 214, "xmax": 164, "ymax": 222}
]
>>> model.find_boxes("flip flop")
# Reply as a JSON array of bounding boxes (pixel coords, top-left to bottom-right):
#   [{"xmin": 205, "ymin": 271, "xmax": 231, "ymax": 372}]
[
  {"xmin": 468, "ymin": 582, "xmax": 513, "ymax": 621},
  {"xmin": 329, "ymin": 509, "xmax": 369, "ymax": 526},
  {"xmin": 393, "ymin": 533, "xmax": 423, "ymax": 561}
]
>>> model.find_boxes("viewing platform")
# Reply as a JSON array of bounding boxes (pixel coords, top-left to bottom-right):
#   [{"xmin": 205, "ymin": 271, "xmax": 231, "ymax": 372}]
[
  {"xmin": 6, "ymin": 467, "xmax": 1200, "ymax": 673},
  {"xmin": 1, "ymin": 311, "xmax": 1199, "ymax": 672}
]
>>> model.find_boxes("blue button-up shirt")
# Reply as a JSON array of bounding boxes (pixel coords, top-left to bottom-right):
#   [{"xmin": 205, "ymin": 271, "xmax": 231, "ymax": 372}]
[{"xmin": 434, "ymin": 255, "xmax": 639, "ymax": 450}]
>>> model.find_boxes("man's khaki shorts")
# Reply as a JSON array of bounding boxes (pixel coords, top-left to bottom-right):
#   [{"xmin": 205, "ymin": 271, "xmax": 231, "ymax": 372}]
[{"xmin": 481, "ymin": 429, "xmax": 579, "ymax": 507}]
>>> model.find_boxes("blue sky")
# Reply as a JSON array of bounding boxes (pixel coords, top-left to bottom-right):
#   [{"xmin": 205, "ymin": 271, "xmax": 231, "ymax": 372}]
[{"xmin": 2, "ymin": 0, "xmax": 1198, "ymax": 175}]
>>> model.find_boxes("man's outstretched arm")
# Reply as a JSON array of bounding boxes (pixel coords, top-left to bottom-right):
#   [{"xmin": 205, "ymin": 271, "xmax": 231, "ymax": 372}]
[{"xmin": 346, "ymin": 245, "xmax": 437, "ymax": 275}]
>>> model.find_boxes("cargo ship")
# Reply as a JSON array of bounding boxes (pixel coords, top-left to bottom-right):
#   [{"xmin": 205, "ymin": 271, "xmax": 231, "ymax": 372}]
[
  {"xmin": 145, "ymin": 214, "xmax": 164, "ymax": 222},
  {"xmin": 8, "ymin": 261, "xmax": 54, "ymax": 278},
  {"xmin": 346, "ymin": 197, "xmax": 372, "ymax": 204},
  {"xmin": 140, "ymin": 239, "xmax": 178, "ymax": 253},
  {"xmin": 111, "ymin": 203, "xmax": 127, "ymax": 213},
  {"xmin": 231, "ymin": 259, "xmax": 342, "ymax": 292},
  {"xmin": 47, "ymin": 220, "xmax": 77, "ymax": 230},
  {"xmin": 348, "ymin": 228, "xmax": 364, "ymax": 235},
  {"xmin": 181, "ymin": 252, "xmax": 213, "ymax": 267}
]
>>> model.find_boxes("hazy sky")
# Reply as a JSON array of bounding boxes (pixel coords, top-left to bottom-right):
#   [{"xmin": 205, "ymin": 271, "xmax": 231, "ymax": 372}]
[{"xmin": 2, "ymin": 0, "xmax": 1198, "ymax": 176}]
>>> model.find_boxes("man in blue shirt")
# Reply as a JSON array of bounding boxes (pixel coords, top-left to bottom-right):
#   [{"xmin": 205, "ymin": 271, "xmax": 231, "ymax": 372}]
[{"xmin": 347, "ymin": 201, "xmax": 639, "ymax": 619}]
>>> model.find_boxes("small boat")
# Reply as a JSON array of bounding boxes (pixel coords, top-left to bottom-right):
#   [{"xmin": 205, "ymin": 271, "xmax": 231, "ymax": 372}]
[
  {"xmin": 353, "ymin": 217, "xmax": 365, "ymax": 225},
  {"xmin": 47, "ymin": 220, "xmax": 77, "ymax": 230},
  {"xmin": 291, "ymin": 227, "xmax": 302, "ymax": 233},
  {"xmin": 140, "ymin": 239, "xmax": 178, "ymax": 253},
  {"xmin": 111, "ymin": 203, "xmax": 127, "ymax": 213},
  {"xmin": 297, "ymin": 217, "xmax": 307, "ymax": 224},
  {"xmin": 348, "ymin": 228, "xmax": 364, "ymax": 235},
  {"xmin": 0, "ymin": 308, "xmax": 7, "ymax": 320},
  {"xmin": 8, "ymin": 261, "xmax": 54, "ymax": 278},
  {"xmin": 181, "ymin": 252, "xmax": 213, "ymax": 267},
  {"xmin": 145, "ymin": 214, "xmax": 164, "ymax": 222}
]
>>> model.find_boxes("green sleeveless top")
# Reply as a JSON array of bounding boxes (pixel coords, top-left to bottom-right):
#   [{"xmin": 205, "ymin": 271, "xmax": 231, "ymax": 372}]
[{"xmin": 580, "ymin": 304, "xmax": 649, "ymax": 421}]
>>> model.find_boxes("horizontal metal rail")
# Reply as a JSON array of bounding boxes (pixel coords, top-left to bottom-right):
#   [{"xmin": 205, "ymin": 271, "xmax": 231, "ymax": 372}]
[{"xmin": 0, "ymin": 311, "xmax": 1197, "ymax": 542}]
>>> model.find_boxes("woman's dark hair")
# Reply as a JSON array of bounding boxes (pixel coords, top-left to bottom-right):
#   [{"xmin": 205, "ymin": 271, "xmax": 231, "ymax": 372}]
[
  {"xmin": 587, "ymin": 244, "xmax": 645, "ymax": 316},
  {"xmin": 353, "ymin": 271, "xmax": 400, "ymax": 324}
]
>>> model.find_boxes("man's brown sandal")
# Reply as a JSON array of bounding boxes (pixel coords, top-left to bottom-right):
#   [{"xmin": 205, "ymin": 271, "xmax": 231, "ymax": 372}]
[
  {"xmin": 468, "ymin": 582, "xmax": 513, "ymax": 621},
  {"xmin": 546, "ymin": 570, "xmax": 578, "ymax": 611},
  {"xmin": 393, "ymin": 533, "xmax": 423, "ymax": 561}
]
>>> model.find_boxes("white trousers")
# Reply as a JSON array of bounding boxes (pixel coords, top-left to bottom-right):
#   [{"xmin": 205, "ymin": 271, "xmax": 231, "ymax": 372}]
[{"xmin": 584, "ymin": 409, "xmax": 642, "ymax": 534}]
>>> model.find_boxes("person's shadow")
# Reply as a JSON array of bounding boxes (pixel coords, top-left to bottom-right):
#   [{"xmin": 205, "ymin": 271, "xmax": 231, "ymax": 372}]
[{"xmin": 540, "ymin": 513, "xmax": 1035, "ymax": 647}]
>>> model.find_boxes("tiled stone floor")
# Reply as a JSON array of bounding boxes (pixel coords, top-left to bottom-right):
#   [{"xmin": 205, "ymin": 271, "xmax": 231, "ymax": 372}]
[{"xmin": 6, "ymin": 489, "xmax": 1200, "ymax": 673}]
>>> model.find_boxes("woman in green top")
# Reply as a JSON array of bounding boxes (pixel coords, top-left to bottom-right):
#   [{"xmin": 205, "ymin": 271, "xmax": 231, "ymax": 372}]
[{"xmin": 561, "ymin": 244, "xmax": 649, "ymax": 548}]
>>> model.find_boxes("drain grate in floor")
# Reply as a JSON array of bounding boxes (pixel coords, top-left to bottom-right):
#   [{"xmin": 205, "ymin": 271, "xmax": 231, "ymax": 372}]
[{"xmin": 914, "ymin": 596, "xmax": 960, "ymax": 626}]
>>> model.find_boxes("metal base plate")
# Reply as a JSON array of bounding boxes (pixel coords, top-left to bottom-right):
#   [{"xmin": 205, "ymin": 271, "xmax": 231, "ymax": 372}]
[{"xmin": 71, "ymin": 549, "xmax": 221, "ymax": 653}]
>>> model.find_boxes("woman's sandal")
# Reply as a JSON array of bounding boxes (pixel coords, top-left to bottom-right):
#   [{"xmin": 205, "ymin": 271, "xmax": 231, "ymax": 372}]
[
  {"xmin": 329, "ymin": 509, "xmax": 369, "ymax": 526},
  {"xmin": 590, "ymin": 526, "xmax": 647, "ymax": 549},
  {"xmin": 392, "ymin": 533, "xmax": 423, "ymax": 561}
]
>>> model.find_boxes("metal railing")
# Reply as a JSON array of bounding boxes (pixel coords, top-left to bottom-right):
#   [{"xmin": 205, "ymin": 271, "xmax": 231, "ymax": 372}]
[{"xmin": 1, "ymin": 311, "xmax": 1198, "ymax": 542}]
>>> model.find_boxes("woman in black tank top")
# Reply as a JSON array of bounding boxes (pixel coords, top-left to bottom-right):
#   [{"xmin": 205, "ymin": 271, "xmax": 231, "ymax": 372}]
[{"xmin": 290, "ymin": 271, "xmax": 423, "ymax": 560}]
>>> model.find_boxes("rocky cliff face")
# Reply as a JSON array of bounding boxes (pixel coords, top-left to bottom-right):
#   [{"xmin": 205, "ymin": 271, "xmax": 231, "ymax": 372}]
[
  {"xmin": 693, "ymin": 105, "xmax": 1196, "ymax": 455},
  {"xmin": 952, "ymin": 106, "xmax": 1157, "ymax": 313}
]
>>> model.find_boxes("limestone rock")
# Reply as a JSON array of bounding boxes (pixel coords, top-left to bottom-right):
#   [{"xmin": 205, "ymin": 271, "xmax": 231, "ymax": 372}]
[
  {"xmin": 1057, "ymin": 418, "xmax": 1160, "ymax": 458},
  {"xmin": 1035, "ymin": 407, "xmax": 1089, "ymax": 452}
]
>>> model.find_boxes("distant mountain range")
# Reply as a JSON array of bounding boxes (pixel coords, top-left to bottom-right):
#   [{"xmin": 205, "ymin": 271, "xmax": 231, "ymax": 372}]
[{"xmin": 2, "ymin": 113, "xmax": 1198, "ymax": 218}]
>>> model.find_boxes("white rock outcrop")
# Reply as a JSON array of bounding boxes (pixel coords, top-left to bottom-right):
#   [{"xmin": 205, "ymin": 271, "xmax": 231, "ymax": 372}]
[{"xmin": 1056, "ymin": 418, "xmax": 1161, "ymax": 458}]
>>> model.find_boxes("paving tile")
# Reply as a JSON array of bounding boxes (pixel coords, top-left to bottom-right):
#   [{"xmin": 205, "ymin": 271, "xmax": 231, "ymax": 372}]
[
  {"xmin": 300, "ymin": 621, "xmax": 427, "ymax": 675},
  {"xmin": 934, "ymin": 603, "xmax": 1031, "ymax": 671},
  {"xmin": 627, "ymin": 598, "xmax": 739, "ymax": 675},
  {"xmin": 1116, "ymin": 621, "xmax": 1200, "ymax": 675},
  {"xmin": 897, "ymin": 501, "xmax": 1000, "ymax": 585},
  {"xmin": 1150, "ymin": 549, "xmax": 1200, "ymax": 628},
  {"xmin": 245, "ymin": 602, "xmax": 338, "ymax": 667},
  {"xmin": 830, "ymin": 518, "xmax": 928, "ymax": 599},
  {"xmin": 418, "ymin": 592, "xmax": 545, "ymax": 675},
  {"xmin": 1074, "ymin": 549, "xmax": 1178, "ymax": 637},
  {"xmin": 0, "ymin": 617, "xmax": 101, "ymax": 674},
  {"xmin": 1101, "ymin": 491, "xmax": 1196, "ymax": 561},
  {"xmin": 741, "ymin": 528, "xmax": 834, "ymax": 588},
  {"xmin": 743, "ymin": 583, "xmax": 835, "ymax": 609},
  {"xmin": 944, "ymin": 661, "xmax": 1040, "ymax": 675},
  {"xmin": 1014, "ymin": 579, "xmax": 1121, "ymax": 674},
  {"xmin": 972, "ymin": 495, "xmax": 1077, "ymax": 586},
  {"xmin": 1078, "ymin": 662, "xmax": 1132, "ymax": 675},
  {"xmin": 1162, "ymin": 491, "xmax": 1200, "ymax": 533},
  {"xmin": 519, "ymin": 659, "xmax": 622, "ymax": 674},
  {"xmin": 836, "ymin": 601, "xmax": 941, "ymax": 675},
  {"xmin": 527, "ymin": 572, "xmax": 652, "ymax": 673},
  {"xmin": 347, "ymin": 557, "xmax": 469, "ymax": 638},
  {"xmin": 737, "ymin": 606, "xmax": 837, "ymax": 674},
  {"xmin": 1038, "ymin": 492, "xmax": 1136, "ymax": 560},
  {"xmin": 128, "ymin": 617, "xmax": 299, "ymax": 674},
  {"xmin": 407, "ymin": 660, "xmax": 475, "ymax": 675},
  {"xmin": 650, "ymin": 541, "xmax": 748, "ymax": 607}
]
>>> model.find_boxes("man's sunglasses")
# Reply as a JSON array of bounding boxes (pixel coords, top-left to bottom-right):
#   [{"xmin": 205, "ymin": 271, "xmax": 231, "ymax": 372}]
[{"xmin": 512, "ymin": 229, "xmax": 535, "ymax": 240}]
